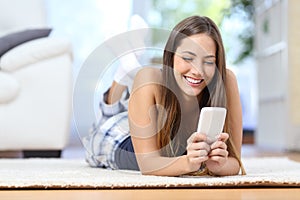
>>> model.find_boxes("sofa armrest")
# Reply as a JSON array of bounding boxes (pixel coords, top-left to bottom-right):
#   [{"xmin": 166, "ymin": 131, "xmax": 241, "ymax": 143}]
[
  {"xmin": 0, "ymin": 37, "xmax": 72, "ymax": 72},
  {"xmin": 0, "ymin": 71, "xmax": 20, "ymax": 103}
]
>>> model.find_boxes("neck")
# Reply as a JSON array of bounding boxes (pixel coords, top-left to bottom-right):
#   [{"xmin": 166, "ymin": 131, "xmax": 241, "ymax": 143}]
[{"xmin": 177, "ymin": 94, "xmax": 200, "ymax": 116}]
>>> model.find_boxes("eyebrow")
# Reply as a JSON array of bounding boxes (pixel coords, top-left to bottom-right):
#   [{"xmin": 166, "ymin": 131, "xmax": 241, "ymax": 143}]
[
  {"xmin": 204, "ymin": 55, "xmax": 216, "ymax": 59},
  {"xmin": 181, "ymin": 50, "xmax": 215, "ymax": 58},
  {"xmin": 181, "ymin": 51, "xmax": 197, "ymax": 56}
]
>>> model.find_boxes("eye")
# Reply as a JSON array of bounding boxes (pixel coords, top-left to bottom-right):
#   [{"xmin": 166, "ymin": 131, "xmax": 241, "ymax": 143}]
[
  {"xmin": 203, "ymin": 61, "xmax": 215, "ymax": 66},
  {"xmin": 182, "ymin": 57, "xmax": 193, "ymax": 62}
]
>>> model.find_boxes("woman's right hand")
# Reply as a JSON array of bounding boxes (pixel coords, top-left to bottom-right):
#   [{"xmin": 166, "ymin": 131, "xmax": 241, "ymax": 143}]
[{"xmin": 186, "ymin": 132, "xmax": 211, "ymax": 172}]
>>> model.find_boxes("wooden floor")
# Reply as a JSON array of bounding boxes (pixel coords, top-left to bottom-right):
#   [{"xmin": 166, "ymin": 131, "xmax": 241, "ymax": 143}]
[
  {"xmin": 1, "ymin": 188, "xmax": 300, "ymax": 200},
  {"xmin": 1, "ymin": 145, "xmax": 300, "ymax": 199}
]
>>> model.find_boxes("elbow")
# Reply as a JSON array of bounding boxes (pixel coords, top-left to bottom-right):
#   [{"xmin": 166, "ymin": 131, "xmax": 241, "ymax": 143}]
[
  {"xmin": 140, "ymin": 170, "xmax": 171, "ymax": 177},
  {"xmin": 138, "ymin": 165, "xmax": 159, "ymax": 176},
  {"xmin": 138, "ymin": 165, "xmax": 168, "ymax": 176},
  {"xmin": 140, "ymin": 170, "xmax": 155, "ymax": 176}
]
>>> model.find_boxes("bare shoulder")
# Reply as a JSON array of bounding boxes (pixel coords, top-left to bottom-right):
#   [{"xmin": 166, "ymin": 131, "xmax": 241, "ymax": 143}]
[
  {"xmin": 135, "ymin": 67, "xmax": 162, "ymax": 82},
  {"xmin": 225, "ymin": 69, "xmax": 243, "ymax": 150},
  {"xmin": 225, "ymin": 68, "xmax": 239, "ymax": 91},
  {"xmin": 129, "ymin": 67, "xmax": 162, "ymax": 130},
  {"xmin": 132, "ymin": 67, "xmax": 162, "ymax": 91},
  {"xmin": 225, "ymin": 68, "xmax": 241, "ymax": 108},
  {"xmin": 226, "ymin": 68, "xmax": 238, "ymax": 84}
]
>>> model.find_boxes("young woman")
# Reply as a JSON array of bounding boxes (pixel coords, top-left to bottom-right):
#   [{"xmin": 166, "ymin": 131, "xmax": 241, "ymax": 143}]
[{"xmin": 84, "ymin": 15, "xmax": 246, "ymax": 176}]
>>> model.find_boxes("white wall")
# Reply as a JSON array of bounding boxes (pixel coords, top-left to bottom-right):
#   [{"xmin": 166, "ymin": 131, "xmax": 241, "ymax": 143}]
[
  {"xmin": 255, "ymin": 0, "xmax": 300, "ymax": 151},
  {"xmin": 0, "ymin": 0, "xmax": 47, "ymax": 36}
]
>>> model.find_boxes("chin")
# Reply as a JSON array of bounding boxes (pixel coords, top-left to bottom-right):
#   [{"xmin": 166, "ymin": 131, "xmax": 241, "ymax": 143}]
[{"xmin": 182, "ymin": 87, "xmax": 202, "ymax": 97}]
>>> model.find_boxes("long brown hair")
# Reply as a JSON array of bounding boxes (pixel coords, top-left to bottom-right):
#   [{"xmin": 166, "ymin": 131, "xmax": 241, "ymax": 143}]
[{"xmin": 156, "ymin": 16, "xmax": 246, "ymax": 175}]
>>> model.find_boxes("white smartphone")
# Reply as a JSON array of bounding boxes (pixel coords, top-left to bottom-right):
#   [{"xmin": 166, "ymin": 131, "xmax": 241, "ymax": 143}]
[{"xmin": 197, "ymin": 107, "xmax": 227, "ymax": 144}]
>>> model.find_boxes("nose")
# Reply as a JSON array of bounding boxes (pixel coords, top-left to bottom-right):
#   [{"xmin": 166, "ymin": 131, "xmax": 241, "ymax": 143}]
[{"xmin": 190, "ymin": 62, "xmax": 204, "ymax": 76}]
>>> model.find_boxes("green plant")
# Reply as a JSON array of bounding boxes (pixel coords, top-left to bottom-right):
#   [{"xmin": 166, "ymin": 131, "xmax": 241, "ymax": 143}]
[
  {"xmin": 150, "ymin": 0, "xmax": 230, "ymax": 45},
  {"xmin": 222, "ymin": 0, "xmax": 254, "ymax": 64}
]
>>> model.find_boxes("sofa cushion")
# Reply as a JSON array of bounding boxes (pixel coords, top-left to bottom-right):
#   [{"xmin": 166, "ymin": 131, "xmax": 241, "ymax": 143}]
[
  {"xmin": 0, "ymin": 28, "xmax": 52, "ymax": 57},
  {"xmin": 0, "ymin": 71, "xmax": 20, "ymax": 103},
  {"xmin": 0, "ymin": 37, "xmax": 72, "ymax": 72}
]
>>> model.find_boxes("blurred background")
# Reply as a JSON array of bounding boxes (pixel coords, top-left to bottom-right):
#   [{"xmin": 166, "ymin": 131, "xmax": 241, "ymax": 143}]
[
  {"xmin": 1, "ymin": 0, "xmax": 299, "ymax": 157},
  {"xmin": 46, "ymin": 0, "xmax": 258, "ymax": 146}
]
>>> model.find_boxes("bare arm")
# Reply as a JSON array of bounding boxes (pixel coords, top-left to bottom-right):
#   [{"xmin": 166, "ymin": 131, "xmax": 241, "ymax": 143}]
[
  {"xmin": 205, "ymin": 69, "xmax": 243, "ymax": 176},
  {"xmin": 226, "ymin": 69, "xmax": 243, "ymax": 156},
  {"xmin": 128, "ymin": 68, "xmax": 207, "ymax": 176}
]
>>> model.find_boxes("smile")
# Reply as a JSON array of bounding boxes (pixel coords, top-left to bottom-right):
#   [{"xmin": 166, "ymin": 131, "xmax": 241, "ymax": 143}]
[{"xmin": 184, "ymin": 76, "xmax": 204, "ymax": 85}]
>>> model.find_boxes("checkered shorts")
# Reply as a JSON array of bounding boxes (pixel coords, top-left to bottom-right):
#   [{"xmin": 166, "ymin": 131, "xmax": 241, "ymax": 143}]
[{"xmin": 83, "ymin": 90, "xmax": 130, "ymax": 169}]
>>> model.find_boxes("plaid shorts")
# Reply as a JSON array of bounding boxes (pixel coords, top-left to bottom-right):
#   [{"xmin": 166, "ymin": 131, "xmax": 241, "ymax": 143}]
[{"xmin": 83, "ymin": 89, "xmax": 130, "ymax": 169}]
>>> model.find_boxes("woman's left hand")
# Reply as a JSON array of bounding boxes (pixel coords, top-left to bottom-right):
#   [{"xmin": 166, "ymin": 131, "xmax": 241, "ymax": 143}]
[{"xmin": 205, "ymin": 132, "xmax": 229, "ymax": 173}]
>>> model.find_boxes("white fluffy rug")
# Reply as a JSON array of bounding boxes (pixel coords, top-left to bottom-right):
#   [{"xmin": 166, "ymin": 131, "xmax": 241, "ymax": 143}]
[{"xmin": 0, "ymin": 157, "xmax": 299, "ymax": 189}]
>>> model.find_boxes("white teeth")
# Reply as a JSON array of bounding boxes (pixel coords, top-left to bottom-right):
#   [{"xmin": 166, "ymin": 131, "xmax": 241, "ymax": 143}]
[{"xmin": 185, "ymin": 76, "xmax": 202, "ymax": 84}]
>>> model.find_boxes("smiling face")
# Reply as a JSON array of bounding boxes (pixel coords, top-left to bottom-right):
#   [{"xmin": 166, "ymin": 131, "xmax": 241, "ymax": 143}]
[{"xmin": 173, "ymin": 33, "xmax": 216, "ymax": 97}]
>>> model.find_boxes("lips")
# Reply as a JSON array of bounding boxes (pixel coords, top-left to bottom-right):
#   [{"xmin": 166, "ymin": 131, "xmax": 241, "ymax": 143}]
[{"xmin": 184, "ymin": 76, "xmax": 204, "ymax": 85}]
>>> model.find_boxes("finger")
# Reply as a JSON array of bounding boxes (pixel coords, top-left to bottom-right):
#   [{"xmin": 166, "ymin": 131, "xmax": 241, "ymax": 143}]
[
  {"xmin": 210, "ymin": 141, "xmax": 227, "ymax": 150},
  {"xmin": 193, "ymin": 132, "xmax": 207, "ymax": 143},
  {"xmin": 198, "ymin": 149, "xmax": 209, "ymax": 157},
  {"xmin": 209, "ymin": 148, "xmax": 229, "ymax": 158},
  {"xmin": 190, "ymin": 156, "xmax": 209, "ymax": 164},
  {"xmin": 187, "ymin": 149, "xmax": 209, "ymax": 157},
  {"xmin": 208, "ymin": 155, "xmax": 228, "ymax": 163},
  {"xmin": 187, "ymin": 147, "xmax": 209, "ymax": 158},
  {"xmin": 186, "ymin": 141, "xmax": 211, "ymax": 153},
  {"xmin": 187, "ymin": 132, "xmax": 207, "ymax": 144},
  {"xmin": 186, "ymin": 132, "xmax": 197, "ymax": 144},
  {"xmin": 217, "ymin": 132, "xmax": 229, "ymax": 142}
]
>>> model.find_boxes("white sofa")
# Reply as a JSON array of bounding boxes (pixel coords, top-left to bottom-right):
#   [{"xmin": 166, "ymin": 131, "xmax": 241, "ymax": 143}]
[{"xmin": 0, "ymin": 0, "xmax": 73, "ymax": 157}]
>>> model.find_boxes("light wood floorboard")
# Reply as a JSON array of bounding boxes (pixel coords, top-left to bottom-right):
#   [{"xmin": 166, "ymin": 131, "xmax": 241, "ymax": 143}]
[{"xmin": 1, "ymin": 189, "xmax": 300, "ymax": 200}]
